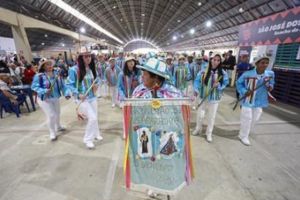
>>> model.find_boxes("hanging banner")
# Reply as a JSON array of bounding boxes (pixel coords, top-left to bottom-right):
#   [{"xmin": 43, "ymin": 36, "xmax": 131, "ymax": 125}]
[
  {"xmin": 239, "ymin": 7, "xmax": 300, "ymax": 46},
  {"xmin": 123, "ymin": 98, "xmax": 194, "ymax": 195}
]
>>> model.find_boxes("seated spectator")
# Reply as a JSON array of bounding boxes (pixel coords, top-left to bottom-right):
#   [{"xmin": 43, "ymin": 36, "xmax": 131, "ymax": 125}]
[
  {"xmin": 23, "ymin": 63, "xmax": 36, "ymax": 85},
  {"xmin": 0, "ymin": 74, "xmax": 21, "ymax": 104},
  {"xmin": 0, "ymin": 60, "xmax": 10, "ymax": 75},
  {"xmin": 7, "ymin": 63, "xmax": 23, "ymax": 85}
]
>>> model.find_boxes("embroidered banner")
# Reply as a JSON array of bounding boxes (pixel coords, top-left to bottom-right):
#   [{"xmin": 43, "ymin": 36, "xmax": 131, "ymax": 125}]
[{"xmin": 123, "ymin": 99, "xmax": 194, "ymax": 195}]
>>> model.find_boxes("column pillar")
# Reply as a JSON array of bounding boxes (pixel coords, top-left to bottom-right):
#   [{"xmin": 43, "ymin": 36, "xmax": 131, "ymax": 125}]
[{"xmin": 11, "ymin": 14, "xmax": 32, "ymax": 62}]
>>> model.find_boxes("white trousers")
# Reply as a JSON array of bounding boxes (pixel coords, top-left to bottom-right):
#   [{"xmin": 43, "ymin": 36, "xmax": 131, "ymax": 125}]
[
  {"xmin": 239, "ymin": 107, "xmax": 262, "ymax": 140},
  {"xmin": 187, "ymin": 81, "xmax": 194, "ymax": 98},
  {"xmin": 97, "ymin": 81, "xmax": 108, "ymax": 97},
  {"xmin": 195, "ymin": 101, "xmax": 219, "ymax": 136},
  {"xmin": 109, "ymin": 86, "xmax": 118, "ymax": 105},
  {"xmin": 78, "ymin": 99, "xmax": 101, "ymax": 143},
  {"xmin": 38, "ymin": 98, "xmax": 61, "ymax": 139}
]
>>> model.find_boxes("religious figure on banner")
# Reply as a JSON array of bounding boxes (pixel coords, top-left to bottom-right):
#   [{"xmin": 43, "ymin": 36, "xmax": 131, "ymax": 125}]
[
  {"xmin": 140, "ymin": 131, "xmax": 149, "ymax": 153},
  {"xmin": 137, "ymin": 127, "xmax": 153, "ymax": 158}
]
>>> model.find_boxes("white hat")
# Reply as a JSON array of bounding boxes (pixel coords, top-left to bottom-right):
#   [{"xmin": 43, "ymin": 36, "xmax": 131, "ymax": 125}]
[
  {"xmin": 239, "ymin": 50, "xmax": 249, "ymax": 56},
  {"xmin": 166, "ymin": 55, "xmax": 173, "ymax": 60},
  {"xmin": 253, "ymin": 54, "xmax": 270, "ymax": 65},
  {"xmin": 108, "ymin": 57, "xmax": 116, "ymax": 62},
  {"xmin": 38, "ymin": 58, "xmax": 55, "ymax": 70},
  {"xmin": 79, "ymin": 46, "xmax": 91, "ymax": 55},
  {"xmin": 125, "ymin": 56, "xmax": 136, "ymax": 63},
  {"xmin": 178, "ymin": 55, "xmax": 186, "ymax": 60}
]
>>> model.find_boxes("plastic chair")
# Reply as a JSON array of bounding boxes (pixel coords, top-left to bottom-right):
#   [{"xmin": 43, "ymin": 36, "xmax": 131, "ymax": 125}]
[{"xmin": 0, "ymin": 91, "xmax": 30, "ymax": 118}]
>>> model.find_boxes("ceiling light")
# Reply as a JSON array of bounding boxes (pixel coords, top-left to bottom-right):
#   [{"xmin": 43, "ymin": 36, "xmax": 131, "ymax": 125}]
[
  {"xmin": 80, "ymin": 27, "xmax": 86, "ymax": 33},
  {"xmin": 190, "ymin": 28, "xmax": 195, "ymax": 34},
  {"xmin": 44, "ymin": 34, "xmax": 48, "ymax": 37},
  {"xmin": 113, "ymin": 6, "xmax": 116, "ymax": 9},
  {"xmin": 172, "ymin": 36, "xmax": 177, "ymax": 40},
  {"xmin": 48, "ymin": 0, "xmax": 123, "ymax": 44},
  {"xmin": 141, "ymin": 13, "xmax": 145, "ymax": 17},
  {"xmin": 41, "ymin": 42, "xmax": 45, "ymax": 45},
  {"xmin": 239, "ymin": 7, "xmax": 244, "ymax": 13},
  {"xmin": 198, "ymin": 2, "xmax": 202, "ymax": 6},
  {"xmin": 177, "ymin": 20, "xmax": 181, "ymax": 23},
  {"xmin": 62, "ymin": 43, "xmax": 65, "ymax": 47},
  {"xmin": 206, "ymin": 20, "xmax": 212, "ymax": 27}
]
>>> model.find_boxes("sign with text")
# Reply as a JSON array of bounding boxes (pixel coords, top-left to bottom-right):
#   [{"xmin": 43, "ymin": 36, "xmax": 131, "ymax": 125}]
[
  {"xmin": 239, "ymin": 7, "xmax": 300, "ymax": 46},
  {"xmin": 123, "ymin": 99, "xmax": 194, "ymax": 195}
]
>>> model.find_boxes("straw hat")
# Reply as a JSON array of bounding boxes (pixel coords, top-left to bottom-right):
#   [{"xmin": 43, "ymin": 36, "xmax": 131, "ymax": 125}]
[
  {"xmin": 38, "ymin": 58, "xmax": 55, "ymax": 70},
  {"xmin": 137, "ymin": 57, "xmax": 170, "ymax": 80},
  {"xmin": 178, "ymin": 55, "xmax": 186, "ymax": 60}
]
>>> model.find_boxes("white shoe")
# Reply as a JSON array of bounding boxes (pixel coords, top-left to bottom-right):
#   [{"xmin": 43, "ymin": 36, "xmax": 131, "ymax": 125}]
[
  {"xmin": 147, "ymin": 190, "xmax": 157, "ymax": 198},
  {"xmin": 192, "ymin": 129, "xmax": 200, "ymax": 136},
  {"xmin": 239, "ymin": 135, "xmax": 251, "ymax": 146},
  {"xmin": 57, "ymin": 126, "xmax": 66, "ymax": 132},
  {"xmin": 206, "ymin": 134, "xmax": 212, "ymax": 143},
  {"xmin": 112, "ymin": 104, "xmax": 116, "ymax": 108},
  {"xmin": 50, "ymin": 135, "xmax": 57, "ymax": 141},
  {"xmin": 95, "ymin": 135, "xmax": 103, "ymax": 141},
  {"xmin": 85, "ymin": 142, "xmax": 95, "ymax": 149}
]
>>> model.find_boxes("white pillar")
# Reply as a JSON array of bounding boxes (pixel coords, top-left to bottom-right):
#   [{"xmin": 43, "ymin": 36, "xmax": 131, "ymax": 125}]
[{"xmin": 11, "ymin": 15, "xmax": 32, "ymax": 62}]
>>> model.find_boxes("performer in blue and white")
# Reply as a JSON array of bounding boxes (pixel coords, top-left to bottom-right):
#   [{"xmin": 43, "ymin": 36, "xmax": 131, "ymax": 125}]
[
  {"xmin": 31, "ymin": 58, "xmax": 68, "ymax": 141},
  {"xmin": 117, "ymin": 57, "xmax": 141, "ymax": 100},
  {"xmin": 96, "ymin": 54, "xmax": 108, "ymax": 98},
  {"xmin": 173, "ymin": 55, "xmax": 191, "ymax": 96},
  {"xmin": 165, "ymin": 55, "xmax": 175, "ymax": 85},
  {"xmin": 236, "ymin": 55, "xmax": 275, "ymax": 146},
  {"xmin": 65, "ymin": 49, "xmax": 102, "ymax": 149},
  {"xmin": 132, "ymin": 57, "xmax": 182, "ymax": 99},
  {"xmin": 192, "ymin": 53, "xmax": 229, "ymax": 142},
  {"xmin": 115, "ymin": 52, "xmax": 125, "ymax": 70},
  {"xmin": 105, "ymin": 57, "xmax": 121, "ymax": 107}
]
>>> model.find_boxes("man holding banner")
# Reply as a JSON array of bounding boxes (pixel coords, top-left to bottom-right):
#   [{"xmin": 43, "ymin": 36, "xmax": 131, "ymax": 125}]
[{"xmin": 123, "ymin": 57, "xmax": 194, "ymax": 198}]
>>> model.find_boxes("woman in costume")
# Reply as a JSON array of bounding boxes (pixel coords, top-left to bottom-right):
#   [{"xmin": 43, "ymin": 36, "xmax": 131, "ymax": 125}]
[
  {"xmin": 65, "ymin": 50, "xmax": 102, "ymax": 149},
  {"xmin": 192, "ymin": 53, "xmax": 229, "ymax": 142},
  {"xmin": 31, "ymin": 58, "xmax": 68, "ymax": 141},
  {"xmin": 117, "ymin": 57, "xmax": 141, "ymax": 100}
]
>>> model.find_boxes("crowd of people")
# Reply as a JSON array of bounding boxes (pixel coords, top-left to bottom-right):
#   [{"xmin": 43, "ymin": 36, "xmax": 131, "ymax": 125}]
[{"xmin": 0, "ymin": 49, "xmax": 275, "ymax": 149}]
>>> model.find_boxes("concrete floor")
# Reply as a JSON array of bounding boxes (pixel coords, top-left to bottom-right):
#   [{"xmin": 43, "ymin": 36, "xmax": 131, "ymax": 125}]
[{"xmin": 1, "ymin": 89, "xmax": 300, "ymax": 200}]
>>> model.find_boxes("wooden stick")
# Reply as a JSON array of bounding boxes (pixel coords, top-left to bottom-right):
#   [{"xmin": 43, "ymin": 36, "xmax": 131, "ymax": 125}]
[
  {"xmin": 196, "ymin": 76, "xmax": 223, "ymax": 109},
  {"xmin": 232, "ymin": 79, "xmax": 271, "ymax": 110}
]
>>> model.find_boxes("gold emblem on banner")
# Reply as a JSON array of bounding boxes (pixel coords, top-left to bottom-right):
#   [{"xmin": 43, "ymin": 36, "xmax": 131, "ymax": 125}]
[{"xmin": 151, "ymin": 100, "xmax": 162, "ymax": 109}]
